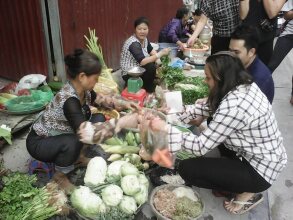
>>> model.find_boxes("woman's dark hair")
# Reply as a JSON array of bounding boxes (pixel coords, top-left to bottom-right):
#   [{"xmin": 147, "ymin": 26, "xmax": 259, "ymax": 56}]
[
  {"xmin": 231, "ymin": 25, "xmax": 260, "ymax": 53},
  {"xmin": 134, "ymin": 16, "xmax": 149, "ymax": 28},
  {"xmin": 192, "ymin": 9, "xmax": 202, "ymax": 17},
  {"xmin": 206, "ymin": 51, "xmax": 253, "ymax": 113},
  {"xmin": 176, "ymin": 7, "xmax": 189, "ymax": 19},
  {"xmin": 64, "ymin": 49, "xmax": 102, "ymax": 79}
]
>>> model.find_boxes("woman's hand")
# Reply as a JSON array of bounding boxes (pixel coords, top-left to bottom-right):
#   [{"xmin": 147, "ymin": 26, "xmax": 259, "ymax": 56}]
[
  {"xmin": 176, "ymin": 41, "xmax": 185, "ymax": 51},
  {"xmin": 78, "ymin": 121, "xmax": 114, "ymax": 144},
  {"xmin": 195, "ymin": 97, "xmax": 208, "ymax": 105},
  {"xmin": 187, "ymin": 36, "xmax": 197, "ymax": 47},
  {"xmin": 115, "ymin": 112, "xmax": 139, "ymax": 133},
  {"xmin": 157, "ymin": 48, "xmax": 171, "ymax": 58},
  {"xmin": 114, "ymin": 99, "xmax": 140, "ymax": 111}
]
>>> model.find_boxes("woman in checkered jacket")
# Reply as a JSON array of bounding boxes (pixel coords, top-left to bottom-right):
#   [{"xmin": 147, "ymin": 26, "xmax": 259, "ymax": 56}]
[{"xmin": 145, "ymin": 51, "xmax": 287, "ymax": 214}]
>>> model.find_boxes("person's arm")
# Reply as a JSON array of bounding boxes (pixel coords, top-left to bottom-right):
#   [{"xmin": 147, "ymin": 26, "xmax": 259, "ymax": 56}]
[
  {"xmin": 94, "ymin": 92, "xmax": 139, "ymax": 111},
  {"xmin": 128, "ymin": 42, "xmax": 169, "ymax": 66},
  {"xmin": 239, "ymin": 0, "xmax": 250, "ymax": 20},
  {"xmin": 263, "ymin": 0, "xmax": 287, "ymax": 19},
  {"xmin": 187, "ymin": 14, "xmax": 208, "ymax": 46},
  {"xmin": 168, "ymin": 100, "xmax": 244, "ymax": 156},
  {"xmin": 63, "ymin": 97, "xmax": 87, "ymax": 132},
  {"xmin": 177, "ymin": 102, "xmax": 210, "ymax": 124},
  {"xmin": 284, "ymin": 10, "xmax": 293, "ymax": 20}
]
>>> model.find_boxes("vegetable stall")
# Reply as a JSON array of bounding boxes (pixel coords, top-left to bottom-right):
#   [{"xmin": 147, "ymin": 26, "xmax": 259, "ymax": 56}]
[{"xmin": 0, "ymin": 28, "xmax": 209, "ymax": 220}]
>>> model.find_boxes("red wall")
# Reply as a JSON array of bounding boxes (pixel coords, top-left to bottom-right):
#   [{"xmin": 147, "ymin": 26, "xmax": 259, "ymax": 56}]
[
  {"xmin": 0, "ymin": 0, "xmax": 48, "ymax": 81},
  {"xmin": 58, "ymin": 0, "xmax": 183, "ymax": 70}
]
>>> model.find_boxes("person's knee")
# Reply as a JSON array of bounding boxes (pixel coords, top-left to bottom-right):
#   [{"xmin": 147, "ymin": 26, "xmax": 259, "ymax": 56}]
[{"xmin": 57, "ymin": 137, "xmax": 83, "ymax": 165}]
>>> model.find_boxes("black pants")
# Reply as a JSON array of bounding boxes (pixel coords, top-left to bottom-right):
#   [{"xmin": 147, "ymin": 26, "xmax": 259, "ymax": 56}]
[
  {"xmin": 268, "ymin": 34, "xmax": 293, "ymax": 94},
  {"xmin": 123, "ymin": 62, "xmax": 156, "ymax": 93},
  {"xmin": 257, "ymin": 28, "xmax": 275, "ymax": 65},
  {"xmin": 210, "ymin": 35, "xmax": 231, "ymax": 55},
  {"xmin": 26, "ymin": 114, "xmax": 106, "ymax": 167},
  {"xmin": 178, "ymin": 144, "xmax": 271, "ymax": 193},
  {"xmin": 26, "ymin": 130, "xmax": 83, "ymax": 167}
]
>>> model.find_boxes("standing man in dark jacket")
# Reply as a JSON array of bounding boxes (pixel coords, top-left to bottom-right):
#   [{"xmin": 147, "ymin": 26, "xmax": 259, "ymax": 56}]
[{"xmin": 229, "ymin": 25, "xmax": 274, "ymax": 103}]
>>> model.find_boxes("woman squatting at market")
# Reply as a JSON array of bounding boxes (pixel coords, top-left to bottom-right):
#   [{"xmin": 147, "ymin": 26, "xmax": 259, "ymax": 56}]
[{"xmin": 26, "ymin": 49, "xmax": 140, "ymax": 194}]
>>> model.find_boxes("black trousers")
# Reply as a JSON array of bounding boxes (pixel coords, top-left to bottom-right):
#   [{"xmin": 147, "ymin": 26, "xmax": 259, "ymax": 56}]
[
  {"xmin": 26, "ymin": 130, "xmax": 83, "ymax": 167},
  {"xmin": 257, "ymin": 28, "xmax": 275, "ymax": 65},
  {"xmin": 123, "ymin": 63, "xmax": 157, "ymax": 93},
  {"xmin": 210, "ymin": 35, "xmax": 231, "ymax": 55},
  {"xmin": 26, "ymin": 114, "xmax": 106, "ymax": 167},
  {"xmin": 268, "ymin": 34, "xmax": 293, "ymax": 94},
  {"xmin": 177, "ymin": 144, "xmax": 271, "ymax": 193}
]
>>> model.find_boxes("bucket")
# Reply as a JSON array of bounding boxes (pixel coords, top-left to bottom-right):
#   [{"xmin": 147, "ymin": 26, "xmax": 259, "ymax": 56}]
[{"xmin": 158, "ymin": 43, "xmax": 178, "ymax": 59}]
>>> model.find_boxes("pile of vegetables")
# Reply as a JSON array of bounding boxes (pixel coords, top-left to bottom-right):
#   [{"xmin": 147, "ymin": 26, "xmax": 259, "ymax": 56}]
[
  {"xmin": 0, "ymin": 172, "xmax": 68, "ymax": 220},
  {"xmin": 174, "ymin": 76, "xmax": 209, "ymax": 105},
  {"xmin": 158, "ymin": 56, "xmax": 185, "ymax": 89},
  {"xmin": 100, "ymin": 131, "xmax": 149, "ymax": 171},
  {"xmin": 152, "ymin": 185, "xmax": 203, "ymax": 220},
  {"xmin": 100, "ymin": 131, "xmax": 139, "ymax": 154},
  {"xmin": 70, "ymin": 156, "xmax": 149, "ymax": 219}
]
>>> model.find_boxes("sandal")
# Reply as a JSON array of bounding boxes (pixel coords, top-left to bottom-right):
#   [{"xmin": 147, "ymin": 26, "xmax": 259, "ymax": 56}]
[{"xmin": 224, "ymin": 193, "xmax": 264, "ymax": 215}]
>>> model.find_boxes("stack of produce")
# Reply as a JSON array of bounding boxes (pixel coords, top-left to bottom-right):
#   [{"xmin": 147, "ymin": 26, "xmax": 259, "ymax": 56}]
[
  {"xmin": 152, "ymin": 185, "xmax": 203, "ymax": 220},
  {"xmin": 84, "ymin": 28, "xmax": 117, "ymax": 88},
  {"xmin": 71, "ymin": 156, "xmax": 149, "ymax": 219},
  {"xmin": 174, "ymin": 76, "xmax": 209, "ymax": 105},
  {"xmin": 0, "ymin": 172, "xmax": 68, "ymax": 220}
]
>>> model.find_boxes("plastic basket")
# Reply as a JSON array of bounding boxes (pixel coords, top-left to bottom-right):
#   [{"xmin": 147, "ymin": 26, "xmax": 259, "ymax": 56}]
[
  {"xmin": 150, "ymin": 184, "xmax": 205, "ymax": 220},
  {"xmin": 94, "ymin": 77, "xmax": 119, "ymax": 95}
]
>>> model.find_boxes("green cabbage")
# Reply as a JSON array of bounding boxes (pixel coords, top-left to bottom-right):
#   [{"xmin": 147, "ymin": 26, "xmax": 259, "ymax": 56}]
[
  {"xmin": 121, "ymin": 175, "xmax": 141, "ymax": 196},
  {"xmin": 121, "ymin": 162, "xmax": 139, "ymax": 176},
  {"xmin": 119, "ymin": 196, "xmax": 137, "ymax": 215},
  {"xmin": 84, "ymin": 157, "xmax": 107, "ymax": 187},
  {"xmin": 137, "ymin": 173, "xmax": 149, "ymax": 188},
  {"xmin": 101, "ymin": 184, "xmax": 123, "ymax": 206},
  {"xmin": 134, "ymin": 184, "xmax": 148, "ymax": 206},
  {"xmin": 106, "ymin": 160, "xmax": 127, "ymax": 182},
  {"xmin": 71, "ymin": 186, "xmax": 105, "ymax": 218}
]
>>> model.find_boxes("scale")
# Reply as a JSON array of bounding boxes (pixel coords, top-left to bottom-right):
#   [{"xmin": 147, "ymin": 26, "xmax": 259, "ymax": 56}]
[
  {"xmin": 126, "ymin": 66, "xmax": 145, "ymax": 93},
  {"xmin": 121, "ymin": 66, "xmax": 147, "ymax": 107}
]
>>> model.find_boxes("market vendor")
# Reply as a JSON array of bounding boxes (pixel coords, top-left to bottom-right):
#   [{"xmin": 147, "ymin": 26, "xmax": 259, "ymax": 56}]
[
  {"xmin": 139, "ymin": 51, "xmax": 287, "ymax": 215},
  {"xmin": 26, "ymin": 49, "xmax": 139, "ymax": 194},
  {"xmin": 120, "ymin": 17, "xmax": 170, "ymax": 93},
  {"xmin": 158, "ymin": 7, "xmax": 190, "ymax": 51}
]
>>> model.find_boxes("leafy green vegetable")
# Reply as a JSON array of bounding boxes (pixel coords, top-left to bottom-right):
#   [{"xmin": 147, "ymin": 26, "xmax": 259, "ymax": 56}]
[
  {"xmin": 94, "ymin": 206, "xmax": 135, "ymax": 220},
  {"xmin": 173, "ymin": 196, "xmax": 202, "ymax": 219},
  {"xmin": 0, "ymin": 173, "xmax": 38, "ymax": 219},
  {"xmin": 174, "ymin": 76, "xmax": 209, "ymax": 105},
  {"xmin": 158, "ymin": 55, "xmax": 185, "ymax": 89},
  {"xmin": 0, "ymin": 125, "xmax": 12, "ymax": 145}
]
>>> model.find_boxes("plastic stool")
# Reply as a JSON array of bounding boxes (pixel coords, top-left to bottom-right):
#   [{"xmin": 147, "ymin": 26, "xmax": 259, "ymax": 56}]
[
  {"xmin": 28, "ymin": 159, "xmax": 55, "ymax": 179},
  {"xmin": 121, "ymin": 88, "xmax": 147, "ymax": 107}
]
